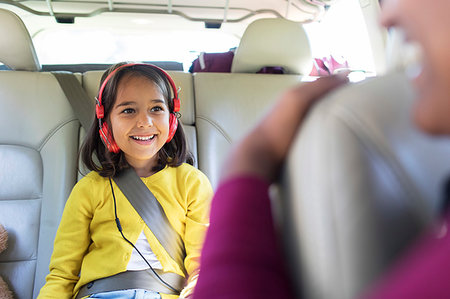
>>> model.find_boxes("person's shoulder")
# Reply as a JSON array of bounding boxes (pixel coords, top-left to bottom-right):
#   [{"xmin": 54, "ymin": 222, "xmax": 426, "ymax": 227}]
[
  {"xmin": 67, "ymin": 171, "xmax": 109, "ymax": 205},
  {"xmin": 75, "ymin": 171, "xmax": 108, "ymax": 187},
  {"xmin": 175, "ymin": 163, "xmax": 199, "ymax": 172},
  {"xmin": 170, "ymin": 164, "xmax": 213, "ymax": 200},
  {"xmin": 81, "ymin": 170, "xmax": 106, "ymax": 181},
  {"xmin": 168, "ymin": 164, "xmax": 210, "ymax": 185},
  {"xmin": 182, "ymin": 164, "xmax": 212, "ymax": 188},
  {"xmin": 173, "ymin": 163, "xmax": 207, "ymax": 178},
  {"xmin": 69, "ymin": 171, "xmax": 109, "ymax": 199}
]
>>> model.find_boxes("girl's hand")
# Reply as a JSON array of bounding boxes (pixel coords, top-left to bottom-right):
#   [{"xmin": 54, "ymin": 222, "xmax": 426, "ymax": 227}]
[{"xmin": 221, "ymin": 74, "xmax": 349, "ymax": 182}]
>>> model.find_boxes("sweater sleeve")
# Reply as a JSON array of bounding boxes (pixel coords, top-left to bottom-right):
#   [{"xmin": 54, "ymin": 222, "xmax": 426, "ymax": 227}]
[
  {"xmin": 179, "ymin": 169, "xmax": 213, "ymax": 298},
  {"xmin": 193, "ymin": 176, "xmax": 293, "ymax": 299},
  {"xmin": 361, "ymin": 211, "xmax": 450, "ymax": 299},
  {"xmin": 37, "ymin": 177, "xmax": 94, "ymax": 298}
]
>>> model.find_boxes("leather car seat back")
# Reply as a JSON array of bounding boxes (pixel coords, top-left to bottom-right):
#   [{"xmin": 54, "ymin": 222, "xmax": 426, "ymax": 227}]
[
  {"xmin": 280, "ymin": 72, "xmax": 450, "ymax": 299},
  {"xmin": 0, "ymin": 8, "xmax": 80, "ymax": 298}
]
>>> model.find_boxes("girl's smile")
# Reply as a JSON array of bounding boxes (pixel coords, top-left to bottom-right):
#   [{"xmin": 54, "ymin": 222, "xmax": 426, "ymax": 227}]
[
  {"xmin": 129, "ymin": 134, "xmax": 157, "ymax": 147},
  {"xmin": 131, "ymin": 135, "xmax": 155, "ymax": 141},
  {"xmin": 110, "ymin": 73, "xmax": 170, "ymax": 176}
]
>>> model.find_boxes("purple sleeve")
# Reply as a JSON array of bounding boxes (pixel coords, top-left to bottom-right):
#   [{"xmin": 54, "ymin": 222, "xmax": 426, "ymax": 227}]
[
  {"xmin": 361, "ymin": 212, "xmax": 450, "ymax": 298},
  {"xmin": 193, "ymin": 176, "xmax": 293, "ymax": 299}
]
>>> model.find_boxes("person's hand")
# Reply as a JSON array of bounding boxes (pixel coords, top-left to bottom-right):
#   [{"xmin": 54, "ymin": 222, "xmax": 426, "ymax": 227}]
[
  {"xmin": 282, "ymin": 72, "xmax": 350, "ymax": 109},
  {"xmin": 222, "ymin": 73, "xmax": 349, "ymax": 182}
]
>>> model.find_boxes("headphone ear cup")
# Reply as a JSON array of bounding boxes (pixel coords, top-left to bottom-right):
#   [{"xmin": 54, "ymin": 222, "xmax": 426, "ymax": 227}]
[
  {"xmin": 166, "ymin": 113, "xmax": 178, "ymax": 143},
  {"xmin": 99, "ymin": 122, "xmax": 120, "ymax": 153}
]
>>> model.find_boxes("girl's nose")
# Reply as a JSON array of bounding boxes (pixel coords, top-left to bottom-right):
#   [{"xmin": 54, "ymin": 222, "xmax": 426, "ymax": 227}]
[{"xmin": 137, "ymin": 113, "xmax": 153, "ymax": 127}]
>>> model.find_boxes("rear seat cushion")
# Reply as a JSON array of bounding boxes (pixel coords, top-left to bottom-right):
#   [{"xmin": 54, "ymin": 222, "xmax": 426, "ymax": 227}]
[{"xmin": 194, "ymin": 72, "xmax": 303, "ymax": 188}]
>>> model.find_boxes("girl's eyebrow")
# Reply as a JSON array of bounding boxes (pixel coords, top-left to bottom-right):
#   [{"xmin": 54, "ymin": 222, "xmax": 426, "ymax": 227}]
[
  {"xmin": 151, "ymin": 99, "xmax": 166, "ymax": 104},
  {"xmin": 115, "ymin": 99, "xmax": 165, "ymax": 108},
  {"xmin": 115, "ymin": 101, "xmax": 135, "ymax": 107}
]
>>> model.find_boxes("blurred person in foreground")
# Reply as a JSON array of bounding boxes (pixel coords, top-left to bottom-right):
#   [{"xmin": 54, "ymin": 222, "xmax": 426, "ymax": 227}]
[{"xmin": 193, "ymin": 0, "xmax": 450, "ymax": 298}]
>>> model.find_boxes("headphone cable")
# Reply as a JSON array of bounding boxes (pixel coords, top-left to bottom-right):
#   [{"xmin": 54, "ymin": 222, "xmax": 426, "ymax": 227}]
[{"xmin": 109, "ymin": 178, "xmax": 179, "ymax": 294}]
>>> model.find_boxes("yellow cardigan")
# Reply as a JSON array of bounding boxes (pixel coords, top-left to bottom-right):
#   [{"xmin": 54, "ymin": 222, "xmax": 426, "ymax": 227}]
[{"xmin": 38, "ymin": 164, "xmax": 212, "ymax": 299}]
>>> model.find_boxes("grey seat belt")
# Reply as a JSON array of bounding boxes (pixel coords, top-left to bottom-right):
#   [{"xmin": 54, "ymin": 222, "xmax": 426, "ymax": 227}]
[
  {"xmin": 75, "ymin": 269, "xmax": 183, "ymax": 299},
  {"xmin": 113, "ymin": 167, "xmax": 186, "ymax": 266},
  {"xmin": 52, "ymin": 70, "xmax": 186, "ymax": 277},
  {"xmin": 52, "ymin": 71, "xmax": 94, "ymax": 131}
]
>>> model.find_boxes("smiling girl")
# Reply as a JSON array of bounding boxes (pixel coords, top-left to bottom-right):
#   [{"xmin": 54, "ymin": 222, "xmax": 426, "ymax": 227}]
[{"xmin": 38, "ymin": 63, "xmax": 212, "ymax": 299}]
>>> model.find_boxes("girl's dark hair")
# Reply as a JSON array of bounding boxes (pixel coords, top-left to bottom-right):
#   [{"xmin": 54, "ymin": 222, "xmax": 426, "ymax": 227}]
[{"xmin": 80, "ymin": 62, "xmax": 194, "ymax": 177}]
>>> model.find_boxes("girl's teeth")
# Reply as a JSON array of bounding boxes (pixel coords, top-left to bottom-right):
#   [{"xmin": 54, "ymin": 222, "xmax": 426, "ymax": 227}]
[{"xmin": 133, "ymin": 135, "xmax": 154, "ymax": 140}]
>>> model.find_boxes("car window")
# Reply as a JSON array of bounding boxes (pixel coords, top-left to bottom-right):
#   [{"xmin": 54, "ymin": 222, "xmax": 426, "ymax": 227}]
[
  {"xmin": 304, "ymin": 0, "xmax": 376, "ymax": 76},
  {"xmin": 1, "ymin": 0, "xmax": 374, "ymax": 75},
  {"xmin": 32, "ymin": 20, "xmax": 240, "ymax": 71}
]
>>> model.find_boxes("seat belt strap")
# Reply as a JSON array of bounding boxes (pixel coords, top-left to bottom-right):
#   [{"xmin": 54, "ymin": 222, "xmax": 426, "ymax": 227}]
[
  {"xmin": 52, "ymin": 71, "xmax": 94, "ymax": 131},
  {"xmin": 114, "ymin": 168, "xmax": 186, "ymax": 267},
  {"xmin": 75, "ymin": 269, "xmax": 184, "ymax": 298}
]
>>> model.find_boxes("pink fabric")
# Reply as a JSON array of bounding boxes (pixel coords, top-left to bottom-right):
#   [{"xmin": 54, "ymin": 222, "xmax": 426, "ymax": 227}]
[
  {"xmin": 194, "ymin": 175, "xmax": 450, "ymax": 298},
  {"xmin": 362, "ymin": 211, "xmax": 450, "ymax": 298},
  {"xmin": 193, "ymin": 176, "xmax": 293, "ymax": 299},
  {"xmin": 310, "ymin": 55, "xmax": 349, "ymax": 76}
]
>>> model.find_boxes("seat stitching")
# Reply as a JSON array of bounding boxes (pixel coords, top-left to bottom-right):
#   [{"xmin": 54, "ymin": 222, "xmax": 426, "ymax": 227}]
[
  {"xmin": 196, "ymin": 115, "xmax": 232, "ymax": 144},
  {"xmin": 37, "ymin": 118, "xmax": 79, "ymax": 151},
  {"xmin": 334, "ymin": 105, "xmax": 432, "ymax": 225}
]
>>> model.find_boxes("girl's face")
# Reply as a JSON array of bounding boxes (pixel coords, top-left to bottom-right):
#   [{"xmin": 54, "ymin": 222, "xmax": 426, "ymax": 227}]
[
  {"xmin": 110, "ymin": 74, "xmax": 170, "ymax": 174},
  {"xmin": 380, "ymin": 0, "xmax": 450, "ymax": 135}
]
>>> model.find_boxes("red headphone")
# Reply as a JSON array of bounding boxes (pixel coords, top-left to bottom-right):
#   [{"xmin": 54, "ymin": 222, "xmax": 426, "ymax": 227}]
[{"xmin": 95, "ymin": 63, "xmax": 181, "ymax": 153}]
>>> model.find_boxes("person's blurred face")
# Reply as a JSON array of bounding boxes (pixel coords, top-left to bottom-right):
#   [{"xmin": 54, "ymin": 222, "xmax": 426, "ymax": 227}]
[{"xmin": 380, "ymin": 0, "xmax": 450, "ymax": 135}]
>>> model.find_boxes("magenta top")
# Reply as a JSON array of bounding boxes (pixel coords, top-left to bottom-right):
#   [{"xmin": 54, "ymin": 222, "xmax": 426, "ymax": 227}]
[
  {"xmin": 193, "ymin": 176, "xmax": 293, "ymax": 298},
  {"xmin": 361, "ymin": 210, "xmax": 450, "ymax": 298},
  {"xmin": 193, "ymin": 175, "xmax": 450, "ymax": 298}
]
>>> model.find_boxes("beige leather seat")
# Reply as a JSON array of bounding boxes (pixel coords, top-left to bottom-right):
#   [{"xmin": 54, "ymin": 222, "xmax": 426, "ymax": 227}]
[
  {"xmin": 0, "ymin": 9, "xmax": 80, "ymax": 298},
  {"xmin": 280, "ymin": 72, "xmax": 450, "ymax": 298},
  {"xmin": 231, "ymin": 18, "xmax": 312, "ymax": 74},
  {"xmin": 195, "ymin": 18, "xmax": 312, "ymax": 188}
]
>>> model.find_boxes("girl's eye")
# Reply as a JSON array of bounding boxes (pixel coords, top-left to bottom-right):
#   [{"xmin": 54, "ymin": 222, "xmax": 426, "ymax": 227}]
[
  {"xmin": 122, "ymin": 108, "xmax": 135, "ymax": 114},
  {"xmin": 151, "ymin": 106, "xmax": 163, "ymax": 112}
]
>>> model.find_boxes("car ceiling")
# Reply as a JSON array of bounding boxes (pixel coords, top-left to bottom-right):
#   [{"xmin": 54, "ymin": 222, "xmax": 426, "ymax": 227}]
[{"xmin": 0, "ymin": 0, "xmax": 340, "ymax": 37}]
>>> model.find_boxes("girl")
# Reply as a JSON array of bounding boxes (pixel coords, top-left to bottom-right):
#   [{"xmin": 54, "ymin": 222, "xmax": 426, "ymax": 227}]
[{"xmin": 38, "ymin": 63, "xmax": 212, "ymax": 299}]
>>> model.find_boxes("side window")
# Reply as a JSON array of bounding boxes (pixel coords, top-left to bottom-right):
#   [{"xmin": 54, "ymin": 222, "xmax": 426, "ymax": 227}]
[{"xmin": 304, "ymin": 0, "xmax": 376, "ymax": 79}]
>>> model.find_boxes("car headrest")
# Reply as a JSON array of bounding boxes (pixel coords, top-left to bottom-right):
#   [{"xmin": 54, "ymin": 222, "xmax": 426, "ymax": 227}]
[
  {"xmin": 279, "ymin": 71, "xmax": 450, "ymax": 298},
  {"xmin": 0, "ymin": 9, "xmax": 40, "ymax": 71},
  {"xmin": 231, "ymin": 18, "xmax": 312, "ymax": 75}
]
